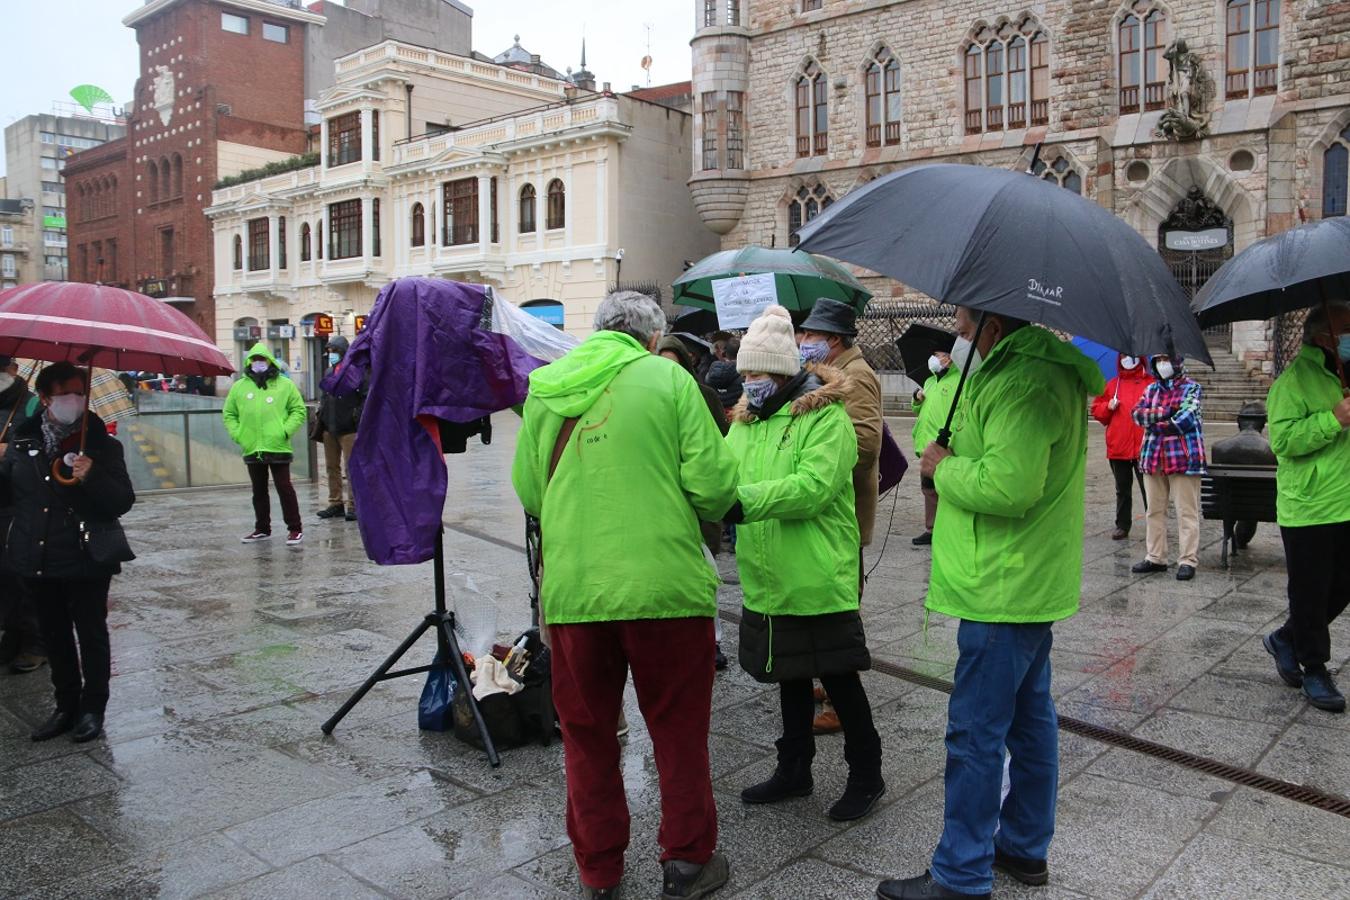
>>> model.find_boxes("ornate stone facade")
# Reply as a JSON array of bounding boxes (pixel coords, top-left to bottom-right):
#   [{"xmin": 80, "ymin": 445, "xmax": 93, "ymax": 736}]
[{"xmin": 689, "ymin": 0, "xmax": 1350, "ymax": 374}]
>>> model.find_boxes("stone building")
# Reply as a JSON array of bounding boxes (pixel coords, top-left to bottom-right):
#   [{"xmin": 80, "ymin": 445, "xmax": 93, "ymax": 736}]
[
  {"xmin": 206, "ymin": 40, "xmax": 716, "ymax": 397},
  {"xmin": 689, "ymin": 0, "xmax": 1350, "ymax": 375},
  {"xmin": 0, "ymin": 197, "xmax": 39, "ymax": 290}
]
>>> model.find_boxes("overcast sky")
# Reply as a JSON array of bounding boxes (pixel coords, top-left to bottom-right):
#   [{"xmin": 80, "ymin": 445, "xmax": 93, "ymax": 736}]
[{"xmin": 0, "ymin": 0, "xmax": 693, "ymax": 176}]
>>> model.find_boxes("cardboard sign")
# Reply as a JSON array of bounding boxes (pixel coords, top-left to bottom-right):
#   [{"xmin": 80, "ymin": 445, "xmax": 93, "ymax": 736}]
[{"xmin": 711, "ymin": 273, "xmax": 778, "ymax": 330}]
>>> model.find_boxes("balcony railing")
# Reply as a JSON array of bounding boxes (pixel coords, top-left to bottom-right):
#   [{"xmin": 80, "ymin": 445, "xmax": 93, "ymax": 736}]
[
  {"xmin": 390, "ymin": 96, "xmax": 623, "ymax": 168},
  {"xmin": 1008, "ymin": 102, "xmax": 1026, "ymax": 130},
  {"xmin": 1227, "ymin": 71, "xmax": 1248, "ymax": 99},
  {"xmin": 1254, "ymin": 65, "xmax": 1277, "ymax": 95},
  {"xmin": 1144, "ymin": 82, "xmax": 1166, "ymax": 110},
  {"xmin": 865, "ymin": 124, "xmax": 881, "ymax": 148},
  {"xmin": 812, "ymin": 132, "xmax": 828, "ymax": 155},
  {"xmin": 965, "ymin": 109, "xmax": 982, "ymax": 135},
  {"xmin": 1030, "ymin": 100, "xmax": 1049, "ymax": 126}
]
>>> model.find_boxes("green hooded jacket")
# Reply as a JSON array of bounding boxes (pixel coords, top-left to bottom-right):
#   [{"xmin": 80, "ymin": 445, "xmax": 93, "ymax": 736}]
[
  {"xmin": 725, "ymin": 367, "xmax": 861, "ymax": 617},
  {"xmin": 511, "ymin": 331, "xmax": 738, "ymax": 626},
  {"xmin": 222, "ymin": 343, "xmax": 307, "ymax": 458},
  {"xmin": 912, "ymin": 365, "xmax": 960, "ymax": 455},
  {"xmin": 1267, "ymin": 343, "xmax": 1350, "ymax": 527},
  {"xmin": 928, "ymin": 326, "xmax": 1105, "ymax": 623}
]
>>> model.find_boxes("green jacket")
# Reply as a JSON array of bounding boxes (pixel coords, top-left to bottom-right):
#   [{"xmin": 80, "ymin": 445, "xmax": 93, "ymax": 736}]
[
  {"xmin": 929, "ymin": 326, "xmax": 1105, "ymax": 623},
  {"xmin": 725, "ymin": 367, "xmax": 861, "ymax": 617},
  {"xmin": 1267, "ymin": 343, "xmax": 1350, "ymax": 527},
  {"xmin": 512, "ymin": 331, "xmax": 738, "ymax": 625},
  {"xmin": 222, "ymin": 343, "xmax": 307, "ymax": 458},
  {"xmin": 912, "ymin": 366, "xmax": 959, "ymax": 455}
]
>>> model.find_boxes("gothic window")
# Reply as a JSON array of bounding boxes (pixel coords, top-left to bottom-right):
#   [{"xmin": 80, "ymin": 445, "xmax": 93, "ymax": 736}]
[
  {"xmin": 795, "ymin": 61, "xmax": 828, "ymax": 158},
  {"xmin": 726, "ymin": 91, "xmax": 745, "ymax": 169},
  {"xmin": 727, "ymin": 0, "xmax": 739, "ymax": 26},
  {"xmin": 160, "ymin": 157, "xmax": 171, "ymax": 202},
  {"xmin": 411, "ymin": 202, "xmax": 426, "ymax": 246},
  {"xmin": 1119, "ymin": 6, "xmax": 1167, "ymax": 113},
  {"xmin": 702, "ymin": 92, "xmax": 720, "ymax": 170},
  {"xmin": 964, "ymin": 18, "xmax": 1050, "ymax": 135},
  {"xmin": 300, "ymin": 222, "xmax": 312, "ymax": 261},
  {"xmin": 519, "ymin": 184, "xmax": 536, "ymax": 233},
  {"xmin": 864, "ymin": 48, "xmax": 901, "ymax": 147},
  {"xmin": 704, "ymin": 0, "xmax": 716, "ymax": 27},
  {"xmin": 1033, "ymin": 156, "xmax": 1083, "ymax": 195},
  {"xmin": 787, "ymin": 184, "xmax": 834, "ymax": 247},
  {"xmin": 148, "ymin": 160, "xmax": 159, "ymax": 203},
  {"xmin": 172, "ymin": 154, "xmax": 183, "ymax": 197},
  {"xmin": 546, "ymin": 179, "xmax": 566, "ymax": 230},
  {"xmin": 802, "ymin": 0, "xmax": 822, "ymax": 10},
  {"xmin": 1226, "ymin": 0, "xmax": 1279, "ymax": 100},
  {"xmin": 1323, "ymin": 124, "xmax": 1350, "ymax": 218}
]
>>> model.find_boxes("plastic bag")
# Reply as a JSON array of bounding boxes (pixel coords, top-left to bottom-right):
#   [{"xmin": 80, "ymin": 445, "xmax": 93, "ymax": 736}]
[
  {"xmin": 485, "ymin": 286, "xmax": 580, "ymax": 363},
  {"xmin": 448, "ymin": 572, "xmax": 498, "ymax": 662},
  {"xmin": 418, "ymin": 652, "xmax": 457, "ymax": 732}
]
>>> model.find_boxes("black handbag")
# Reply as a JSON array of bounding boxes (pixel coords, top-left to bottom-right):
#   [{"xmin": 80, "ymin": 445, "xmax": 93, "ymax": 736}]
[{"xmin": 79, "ymin": 519, "xmax": 136, "ymax": 565}]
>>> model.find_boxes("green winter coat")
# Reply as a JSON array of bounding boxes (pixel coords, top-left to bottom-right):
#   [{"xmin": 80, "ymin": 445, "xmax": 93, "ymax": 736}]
[
  {"xmin": 222, "ymin": 343, "xmax": 307, "ymax": 459},
  {"xmin": 912, "ymin": 366, "xmax": 959, "ymax": 455},
  {"xmin": 928, "ymin": 326, "xmax": 1105, "ymax": 623},
  {"xmin": 512, "ymin": 331, "xmax": 738, "ymax": 626},
  {"xmin": 725, "ymin": 366, "xmax": 861, "ymax": 617},
  {"xmin": 1267, "ymin": 343, "xmax": 1350, "ymax": 528}
]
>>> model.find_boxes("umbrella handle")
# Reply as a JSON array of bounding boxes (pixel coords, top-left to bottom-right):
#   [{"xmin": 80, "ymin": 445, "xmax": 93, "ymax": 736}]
[
  {"xmin": 50, "ymin": 368, "xmax": 93, "ymax": 487},
  {"xmin": 921, "ymin": 312, "xmax": 989, "ymax": 491}
]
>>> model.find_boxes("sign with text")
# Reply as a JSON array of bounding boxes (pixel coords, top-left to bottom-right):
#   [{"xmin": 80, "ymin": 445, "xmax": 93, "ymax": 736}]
[
  {"xmin": 313, "ymin": 314, "xmax": 334, "ymax": 336},
  {"xmin": 1164, "ymin": 228, "xmax": 1229, "ymax": 252},
  {"xmin": 711, "ymin": 273, "xmax": 779, "ymax": 330}
]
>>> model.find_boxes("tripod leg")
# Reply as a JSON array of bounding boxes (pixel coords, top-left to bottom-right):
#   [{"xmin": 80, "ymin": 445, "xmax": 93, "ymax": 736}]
[
  {"xmin": 440, "ymin": 617, "xmax": 502, "ymax": 767},
  {"xmin": 322, "ymin": 618, "xmax": 434, "ymax": 735}
]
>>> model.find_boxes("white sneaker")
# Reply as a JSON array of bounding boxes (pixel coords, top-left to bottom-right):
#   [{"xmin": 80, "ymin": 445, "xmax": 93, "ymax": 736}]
[
  {"xmin": 241, "ymin": 531, "xmax": 271, "ymax": 543},
  {"xmin": 286, "ymin": 531, "xmax": 304, "ymax": 546}
]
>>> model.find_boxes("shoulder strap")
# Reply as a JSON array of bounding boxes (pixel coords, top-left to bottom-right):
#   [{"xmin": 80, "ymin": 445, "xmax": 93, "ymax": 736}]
[{"xmin": 547, "ymin": 417, "xmax": 579, "ymax": 483}]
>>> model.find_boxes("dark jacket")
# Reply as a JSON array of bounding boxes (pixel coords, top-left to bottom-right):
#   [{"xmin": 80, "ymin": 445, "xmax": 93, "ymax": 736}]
[
  {"xmin": 705, "ymin": 358, "xmax": 743, "ymax": 409},
  {"xmin": 315, "ymin": 362, "xmax": 366, "ymax": 438},
  {"xmin": 0, "ymin": 412, "xmax": 136, "ymax": 579},
  {"xmin": 657, "ymin": 337, "xmax": 728, "ymax": 436}
]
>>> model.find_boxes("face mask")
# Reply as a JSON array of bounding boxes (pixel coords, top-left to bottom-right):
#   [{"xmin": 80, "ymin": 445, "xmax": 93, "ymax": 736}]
[
  {"xmin": 1120, "ymin": 356, "xmax": 1139, "ymax": 370},
  {"xmin": 0, "ymin": 373, "xmax": 14, "ymax": 392},
  {"xmin": 250, "ymin": 359, "xmax": 271, "ymax": 374},
  {"xmin": 328, "ymin": 353, "xmax": 341, "ymax": 367},
  {"xmin": 48, "ymin": 394, "xmax": 85, "ymax": 425},
  {"xmin": 949, "ymin": 337, "xmax": 983, "ymax": 376},
  {"xmin": 1154, "ymin": 359, "xmax": 1176, "ymax": 381},
  {"xmin": 743, "ymin": 378, "xmax": 777, "ymax": 409},
  {"xmin": 1339, "ymin": 335, "xmax": 1350, "ymax": 362},
  {"xmin": 799, "ymin": 341, "xmax": 830, "ymax": 365},
  {"xmin": 928, "ymin": 355, "xmax": 946, "ymax": 375}
]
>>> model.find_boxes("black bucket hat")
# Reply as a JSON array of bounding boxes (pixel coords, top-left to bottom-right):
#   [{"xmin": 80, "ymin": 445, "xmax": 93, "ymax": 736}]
[{"xmin": 798, "ymin": 297, "xmax": 858, "ymax": 337}]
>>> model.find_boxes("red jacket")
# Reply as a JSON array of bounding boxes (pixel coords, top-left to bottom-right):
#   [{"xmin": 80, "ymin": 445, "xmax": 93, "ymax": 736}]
[{"xmin": 1091, "ymin": 355, "xmax": 1150, "ymax": 461}]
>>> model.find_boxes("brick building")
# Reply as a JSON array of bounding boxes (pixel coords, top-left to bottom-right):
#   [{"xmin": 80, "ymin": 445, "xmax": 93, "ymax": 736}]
[
  {"xmin": 689, "ymin": 0, "xmax": 1350, "ymax": 375},
  {"xmin": 63, "ymin": 0, "xmax": 324, "ymax": 337}
]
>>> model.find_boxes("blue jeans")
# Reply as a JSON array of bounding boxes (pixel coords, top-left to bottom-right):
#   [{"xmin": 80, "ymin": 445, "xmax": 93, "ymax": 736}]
[{"xmin": 931, "ymin": 620, "xmax": 1058, "ymax": 895}]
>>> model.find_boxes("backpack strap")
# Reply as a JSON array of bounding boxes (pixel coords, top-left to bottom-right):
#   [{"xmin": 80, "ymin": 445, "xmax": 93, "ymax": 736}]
[{"xmin": 547, "ymin": 417, "xmax": 579, "ymax": 483}]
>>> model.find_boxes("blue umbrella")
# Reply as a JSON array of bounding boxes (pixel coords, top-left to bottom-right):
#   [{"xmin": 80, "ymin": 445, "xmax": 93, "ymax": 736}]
[{"xmin": 1070, "ymin": 336, "xmax": 1120, "ymax": 382}]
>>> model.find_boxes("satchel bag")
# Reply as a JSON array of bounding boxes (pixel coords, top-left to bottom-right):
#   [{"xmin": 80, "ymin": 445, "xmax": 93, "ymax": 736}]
[{"xmin": 79, "ymin": 519, "xmax": 137, "ymax": 565}]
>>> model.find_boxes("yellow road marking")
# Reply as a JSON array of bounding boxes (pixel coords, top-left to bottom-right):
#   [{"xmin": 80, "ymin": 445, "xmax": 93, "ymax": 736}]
[
  {"xmin": 152, "ymin": 467, "xmax": 170, "ymax": 477},
  {"xmin": 144, "ymin": 455, "xmax": 160, "ymax": 463}
]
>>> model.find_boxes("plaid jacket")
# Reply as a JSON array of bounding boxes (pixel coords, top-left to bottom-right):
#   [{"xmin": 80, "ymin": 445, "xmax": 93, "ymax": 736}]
[{"xmin": 1132, "ymin": 377, "xmax": 1206, "ymax": 476}]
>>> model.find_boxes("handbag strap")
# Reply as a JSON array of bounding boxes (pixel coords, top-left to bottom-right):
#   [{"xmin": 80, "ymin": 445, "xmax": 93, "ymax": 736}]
[{"xmin": 547, "ymin": 417, "xmax": 579, "ymax": 483}]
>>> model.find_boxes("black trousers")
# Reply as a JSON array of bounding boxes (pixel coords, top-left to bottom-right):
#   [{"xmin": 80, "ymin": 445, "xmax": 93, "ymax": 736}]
[
  {"xmin": 778, "ymin": 672, "xmax": 881, "ymax": 784},
  {"xmin": 1109, "ymin": 459, "xmax": 1147, "ymax": 532},
  {"xmin": 247, "ymin": 461, "xmax": 302, "ymax": 534},
  {"xmin": 25, "ymin": 576, "xmax": 113, "ymax": 715},
  {"xmin": 0, "ymin": 572, "xmax": 44, "ymax": 656},
  {"xmin": 1278, "ymin": 521, "xmax": 1350, "ymax": 671}
]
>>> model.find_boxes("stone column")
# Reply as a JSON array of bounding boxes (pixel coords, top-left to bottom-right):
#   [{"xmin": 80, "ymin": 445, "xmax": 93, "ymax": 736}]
[
  {"xmin": 477, "ymin": 174, "xmax": 491, "ymax": 255},
  {"xmin": 360, "ymin": 108, "xmax": 373, "ymax": 173},
  {"xmin": 320, "ymin": 118, "xmax": 329, "ymax": 171},
  {"xmin": 268, "ymin": 214, "xmax": 279, "ymax": 278},
  {"xmin": 362, "ymin": 194, "xmax": 374, "ymax": 264}
]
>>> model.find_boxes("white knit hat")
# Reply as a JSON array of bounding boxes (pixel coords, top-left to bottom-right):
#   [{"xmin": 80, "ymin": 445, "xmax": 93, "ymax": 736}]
[{"xmin": 737, "ymin": 306, "xmax": 801, "ymax": 377}]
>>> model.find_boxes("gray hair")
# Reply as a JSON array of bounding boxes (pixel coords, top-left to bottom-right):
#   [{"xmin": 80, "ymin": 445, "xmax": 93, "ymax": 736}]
[
  {"xmin": 1303, "ymin": 300, "xmax": 1350, "ymax": 344},
  {"xmin": 594, "ymin": 291, "xmax": 666, "ymax": 344}
]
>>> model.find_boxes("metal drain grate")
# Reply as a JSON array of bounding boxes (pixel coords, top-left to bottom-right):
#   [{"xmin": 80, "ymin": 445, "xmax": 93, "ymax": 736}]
[{"xmin": 719, "ymin": 609, "xmax": 1350, "ymax": 819}]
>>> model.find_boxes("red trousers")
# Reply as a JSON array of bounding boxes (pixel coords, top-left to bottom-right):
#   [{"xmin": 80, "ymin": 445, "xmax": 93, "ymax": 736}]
[{"xmin": 550, "ymin": 617, "xmax": 718, "ymax": 890}]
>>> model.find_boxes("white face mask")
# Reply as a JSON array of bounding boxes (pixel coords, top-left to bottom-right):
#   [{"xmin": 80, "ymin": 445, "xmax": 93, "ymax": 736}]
[
  {"xmin": 928, "ymin": 355, "xmax": 946, "ymax": 375},
  {"xmin": 250, "ymin": 359, "xmax": 271, "ymax": 374},
  {"xmin": 1154, "ymin": 359, "xmax": 1176, "ymax": 381},
  {"xmin": 1120, "ymin": 356, "xmax": 1139, "ymax": 371},
  {"xmin": 48, "ymin": 394, "xmax": 85, "ymax": 425},
  {"xmin": 949, "ymin": 337, "xmax": 983, "ymax": 376},
  {"xmin": 0, "ymin": 373, "xmax": 14, "ymax": 392}
]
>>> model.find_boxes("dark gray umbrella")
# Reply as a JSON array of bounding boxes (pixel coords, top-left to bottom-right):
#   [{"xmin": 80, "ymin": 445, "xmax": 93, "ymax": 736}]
[{"xmin": 796, "ymin": 163, "xmax": 1210, "ymax": 366}]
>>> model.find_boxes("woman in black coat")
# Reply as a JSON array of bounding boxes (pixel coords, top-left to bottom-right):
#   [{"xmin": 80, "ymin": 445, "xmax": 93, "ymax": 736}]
[{"xmin": 0, "ymin": 362, "xmax": 136, "ymax": 743}]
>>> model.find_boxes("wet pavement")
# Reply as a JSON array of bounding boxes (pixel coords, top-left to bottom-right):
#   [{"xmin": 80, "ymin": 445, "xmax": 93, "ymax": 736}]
[{"xmin": 2, "ymin": 415, "xmax": 1348, "ymax": 899}]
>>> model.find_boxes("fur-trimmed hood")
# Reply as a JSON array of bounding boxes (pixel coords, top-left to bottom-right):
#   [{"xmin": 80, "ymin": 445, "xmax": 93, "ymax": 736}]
[{"xmin": 729, "ymin": 364, "xmax": 851, "ymax": 423}]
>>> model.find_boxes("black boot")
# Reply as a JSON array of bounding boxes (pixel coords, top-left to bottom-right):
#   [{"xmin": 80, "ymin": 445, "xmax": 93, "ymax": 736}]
[
  {"xmin": 31, "ymin": 709, "xmax": 76, "ymax": 742},
  {"xmin": 830, "ymin": 733, "xmax": 885, "ymax": 821},
  {"xmin": 72, "ymin": 712, "xmax": 105, "ymax": 743},
  {"xmin": 741, "ymin": 756, "xmax": 813, "ymax": 804}
]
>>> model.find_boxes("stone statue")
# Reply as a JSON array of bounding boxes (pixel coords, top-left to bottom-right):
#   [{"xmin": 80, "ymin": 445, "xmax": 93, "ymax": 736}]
[{"xmin": 1155, "ymin": 39, "xmax": 1216, "ymax": 141}]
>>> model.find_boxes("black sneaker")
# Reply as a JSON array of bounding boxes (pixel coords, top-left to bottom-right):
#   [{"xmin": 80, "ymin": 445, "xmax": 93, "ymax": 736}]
[
  {"xmin": 1131, "ymin": 559, "xmax": 1168, "ymax": 574},
  {"xmin": 741, "ymin": 762, "xmax": 813, "ymax": 804},
  {"xmin": 344, "ymin": 508, "xmax": 358, "ymax": 521},
  {"xmin": 911, "ymin": 532, "xmax": 933, "ymax": 546},
  {"xmin": 30, "ymin": 709, "xmax": 75, "ymax": 742},
  {"xmin": 1263, "ymin": 631, "xmax": 1303, "ymax": 688},
  {"xmin": 660, "ymin": 852, "xmax": 729, "ymax": 900},
  {"xmin": 1175, "ymin": 564, "xmax": 1196, "ymax": 581},
  {"xmin": 1303, "ymin": 669, "xmax": 1346, "ymax": 713},
  {"xmin": 827, "ymin": 780, "xmax": 886, "ymax": 821},
  {"xmin": 993, "ymin": 845, "xmax": 1048, "ymax": 886},
  {"xmin": 714, "ymin": 643, "xmax": 728, "ymax": 671},
  {"xmin": 317, "ymin": 504, "xmax": 345, "ymax": 519},
  {"xmin": 877, "ymin": 871, "xmax": 987, "ymax": 899}
]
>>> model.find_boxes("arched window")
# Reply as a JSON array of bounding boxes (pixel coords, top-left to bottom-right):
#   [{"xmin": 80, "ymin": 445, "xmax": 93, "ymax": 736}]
[
  {"xmin": 160, "ymin": 157, "xmax": 171, "ymax": 202},
  {"xmin": 546, "ymin": 179, "xmax": 565, "ymax": 230},
  {"xmin": 519, "ymin": 184, "xmax": 537, "ymax": 233},
  {"xmin": 1226, "ymin": 0, "xmax": 1279, "ymax": 99},
  {"xmin": 172, "ymin": 154, "xmax": 183, "ymax": 197},
  {"xmin": 300, "ymin": 222, "xmax": 312, "ymax": 261},
  {"xmin": 1323, "ymin": 123, "xmax": 1350, "ymax": 218},
  {"xmin": 1119, "ymin": 7, "xmax": 1167, "ymax": 113},
  {"xmin": 964, "ymin": 18, "xmax": 1050, "ymax": 135},
  {"xmin": 788, "ymin": 184, "xmax": 834, "ymax": 247},
  {"xmin": 232, "ymin": 234, "xmax": 243, "ymax": 270},
  {"xmin": 864, "ymin": 48, "xmax": 901, "ymax": 147},
  {"xmin": 795, "ymin": 61, "xmax": 827, "ymax": 158},
  {"xmin": 410, "ymin": 202, "xmax": 425, "ymax": 246},
  {"xmin": 1033, "ymin": 155, "xmax": 1083, "ymax": 195},
  {"xmin": 148, "ymin": 160, "xmax": 159, "ymax": 203}
]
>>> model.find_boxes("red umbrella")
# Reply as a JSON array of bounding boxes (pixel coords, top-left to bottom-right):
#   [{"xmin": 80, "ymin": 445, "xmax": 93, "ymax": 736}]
[{"xmin": 0, "ymin": 282, "xmax": 234, "ymax": 484}]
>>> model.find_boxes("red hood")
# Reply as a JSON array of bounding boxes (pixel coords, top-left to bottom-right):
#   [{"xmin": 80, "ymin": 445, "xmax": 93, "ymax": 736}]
[{"xmin": 1115, "ymin": 355, "xmax": 1150, "ymax": 381}]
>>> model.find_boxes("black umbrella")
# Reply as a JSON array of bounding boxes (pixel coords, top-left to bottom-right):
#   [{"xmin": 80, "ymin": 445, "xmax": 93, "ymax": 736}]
[
  {"xmin": 796, "ymin": 163, "xmax": 1210, "ymax": 366},
  {"xmin": 895, "ymin": 324, "xmax": 957, "ymax": 386},
  {"xmin": 672, "ymin": 306, "xmax": 721, "ymax": 337}
]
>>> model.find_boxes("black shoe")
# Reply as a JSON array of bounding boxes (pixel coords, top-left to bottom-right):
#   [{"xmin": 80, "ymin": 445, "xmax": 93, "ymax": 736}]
[
  {"xmin": 1302, "ymin": 669, "xmax": 1346, "ymax": 713},
  {"xmin": 827, "ymin": 779, "xmax": 886, "ymax": 821},
  {"xmin": 741, "ymin": 760, "xmax": 813, "ymax": 804},
  {"xmin": 579, "ymin": 885, "xmax": 619, "ymax": 899},
  {"xmin": 1175, "ymin": 565, "xmax": 1196, "ymax": 581},
  {"xmin": 714, "ymin": 643, "xmax": 728, "ymax": 671},
  {"xmin": 344, "ymin": 508, "xmax": 358, "ymax": 521},
  {"xmin": 72, "ymin": 712, "xmax": 104, "ymax": 743},
  {"xmin": 660, "ymin": 852, "xmax": 729, "ymax": 900},
  {"xmin": 993, "ymin": 845, "xmax": 1048, "ymax": 886},
  {"xmin": 1263, "ymin": 631, "xmax": 1303, "ymax": 688},
  {"xmin": 316, "ymin": 504, "xmax": 345, "ymax": 519},
  {"xmin": 877, "ymin": 871, "xmax": 987, "ymax": 899},
  {"xmin": 1131, "ymin": 559, "xmax": 1168, "ymax": 574},
  {"xmin": 30, "ymin": 709, "xmax": 75, "ymax": 742},
  {"xmin": 911, "ymin": 531, "xmax": 933, "ymax": 546},
  {"xmin": 0, "ymin": 633, "xmax": 20, "ymax": 667}
]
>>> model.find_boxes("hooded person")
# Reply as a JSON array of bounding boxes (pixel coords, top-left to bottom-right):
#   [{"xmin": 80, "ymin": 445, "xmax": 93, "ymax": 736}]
[
  {"xmin": 879, "ymin": 312, "xmax": 1105, "ymax": 900},
  {"xmin": 724, "ymin": 305, "xmax": 886, "ymax": 824},
  {"xmin": 705, "ymin": 338, "xmax": 744, "ymax": 409},
  {"xmin": 1090, "ymin": 354, "xmax": 1151, "ymax": 540},
  {"xmin": 511, "ymin": 291, "xmax": 739, "ymax": 900},
  {"xmin": 223, "ymin": 343, "xmax": 307, "ymax": 546},
  {"xmin": 1130, "ymin": 354, "xmax": 1206, "ymax": 581},
  {"xmin": 910, "ymin": 347, "xmax": 959, "ymax": 546},
  {"xmin": 312, "ymin": 334, "xmax": 365, "ymax": 522}
]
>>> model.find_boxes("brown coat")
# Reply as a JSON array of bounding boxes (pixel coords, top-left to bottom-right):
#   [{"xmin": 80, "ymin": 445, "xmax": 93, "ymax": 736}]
[{"xmin": 826, "ymin": 345, "xmax": 882, "ymax": 546}]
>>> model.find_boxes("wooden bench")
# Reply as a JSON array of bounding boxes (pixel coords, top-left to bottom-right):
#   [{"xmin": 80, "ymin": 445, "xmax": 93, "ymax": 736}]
[{"xmin": 1201, "ymin": 464, "xmax": 1278, "ymax": 567}]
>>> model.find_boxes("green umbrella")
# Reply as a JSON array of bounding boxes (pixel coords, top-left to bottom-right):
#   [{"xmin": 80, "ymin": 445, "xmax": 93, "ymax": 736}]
[{"xmin": 672, "ymin": 247, "xmax": 872, "ymax": 317}]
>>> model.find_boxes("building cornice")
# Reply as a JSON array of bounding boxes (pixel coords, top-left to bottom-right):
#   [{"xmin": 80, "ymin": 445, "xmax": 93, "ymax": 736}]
[{"xmin": 124, "ymin": 0, "xmax": 326, "ymax": 29}]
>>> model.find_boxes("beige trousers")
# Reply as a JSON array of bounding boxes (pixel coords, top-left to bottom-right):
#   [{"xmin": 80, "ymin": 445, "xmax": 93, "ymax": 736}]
[
  {"xmin": 323, "ymin": 432, "xmax": 357, "ymax": 509},
  {"xmin": 1142, "ymin": 473, "xmax": 1201, "ymax": 568}
]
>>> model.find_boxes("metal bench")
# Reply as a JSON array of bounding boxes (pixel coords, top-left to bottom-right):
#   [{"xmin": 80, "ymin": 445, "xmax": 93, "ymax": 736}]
[{"xmin": 1201, "ymin": 464, "xmax": 1278, "ymax": 567}]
